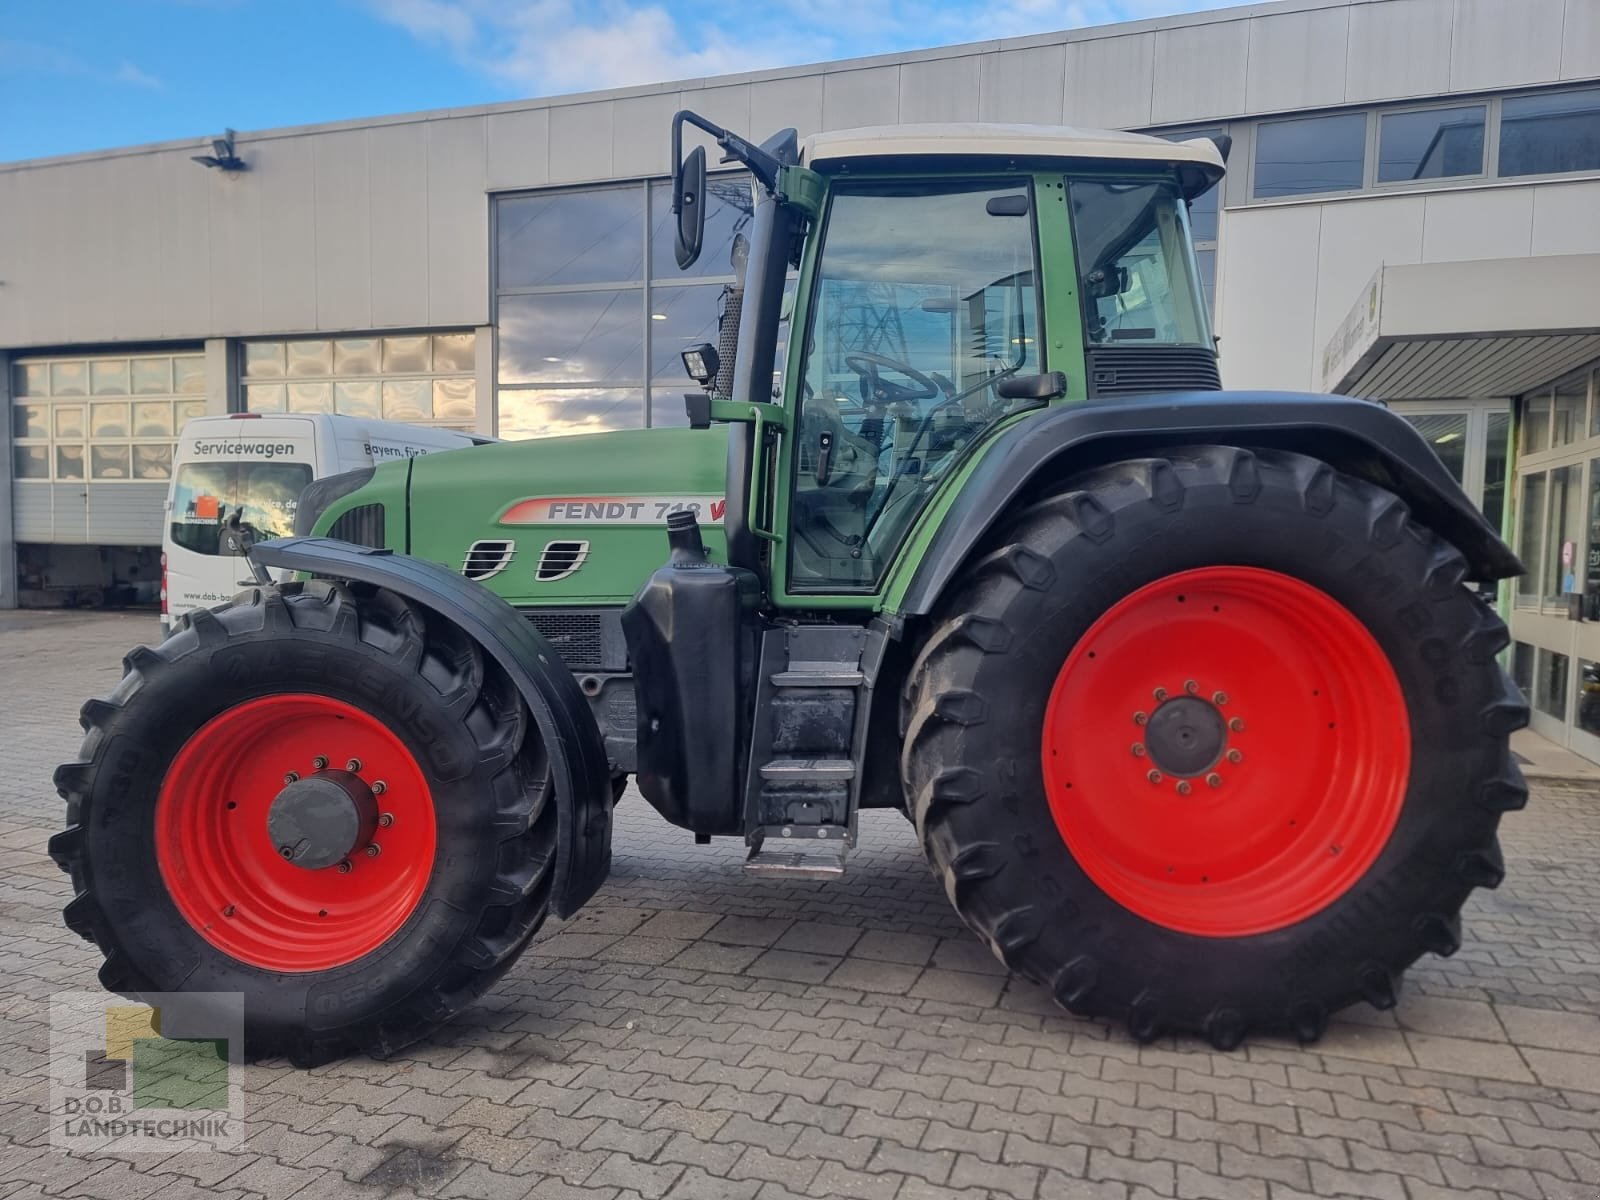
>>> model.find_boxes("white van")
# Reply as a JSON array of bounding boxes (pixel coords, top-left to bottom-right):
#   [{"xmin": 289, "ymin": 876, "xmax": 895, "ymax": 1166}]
[{"xmin": 162, "ymin": 413, "xmax": 482, "ymax": 633}]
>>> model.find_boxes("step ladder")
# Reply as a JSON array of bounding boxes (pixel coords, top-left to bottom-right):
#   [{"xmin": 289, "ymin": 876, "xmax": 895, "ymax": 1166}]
[{"xmin": 741, "ymin": 623, "xmax": 888, "ymax": 880}]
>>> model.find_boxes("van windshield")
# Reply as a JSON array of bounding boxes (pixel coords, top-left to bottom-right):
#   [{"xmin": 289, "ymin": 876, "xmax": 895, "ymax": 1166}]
[{"xmin": 169, "ymin": 461, "xmax": 313, "ymax": 556}]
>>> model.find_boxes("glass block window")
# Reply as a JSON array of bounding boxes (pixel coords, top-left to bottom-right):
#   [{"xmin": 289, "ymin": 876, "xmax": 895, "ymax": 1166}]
[
  {"xmin": 242, "ymin": 333, "xmax": 477, "ymax": 430},
  {"xmin": 12, "ymin": 350, "xmax": 205, "ymax": 482},
  {"xmin": 494, "ymin": 174, "xmax": 753, "ymax": 439}
]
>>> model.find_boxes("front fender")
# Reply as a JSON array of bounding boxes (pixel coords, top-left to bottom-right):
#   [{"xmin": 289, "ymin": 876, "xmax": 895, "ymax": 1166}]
[
  {"xmin": 249, "ymin": 536, "xmax": 613, "ymax": 917},
  {"xmin": 893, "ymin": 391, "xmax": 1522, "ymax": 618}
]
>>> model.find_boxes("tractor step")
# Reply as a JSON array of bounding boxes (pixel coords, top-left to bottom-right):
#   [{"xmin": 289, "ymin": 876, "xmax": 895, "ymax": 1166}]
[
  {"xmin": 759, "ymin": 757, "xmax": 856, "ymax": 781},
  {"xmin": 743, "ymin": 842, "xmax": 848, "ymax": 880},
  {"xmin": 769, "ymin": 669, "xmax": 865, "ymax": 687}
]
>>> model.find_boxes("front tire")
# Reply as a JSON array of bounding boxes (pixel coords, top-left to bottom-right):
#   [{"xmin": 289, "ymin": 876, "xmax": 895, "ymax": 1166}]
[
  {"xmin": 49, "ymin": 581, "xmax": 557, "ymax": 1064},
  {"xmin": 901, "ymin": 446, "xmax": 1528, "ymax": 1047}
]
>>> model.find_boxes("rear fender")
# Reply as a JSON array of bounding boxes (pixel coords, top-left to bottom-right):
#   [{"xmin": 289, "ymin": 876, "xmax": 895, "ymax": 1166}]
[
  {"xmin": 250, "ymin": 536, "xmax": 612, "ymax": 916},
  {"xmin": 894, "ymin": 391, "xmax": 1523, "ymax": 619}
]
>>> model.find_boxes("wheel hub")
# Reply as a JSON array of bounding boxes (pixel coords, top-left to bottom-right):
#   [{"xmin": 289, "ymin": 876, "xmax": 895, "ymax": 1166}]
[
  {"xmin": 267, "ymin": 770, "xmax": 377, "ymax": 870},
  {"xmin": 156, "ymin": 693, "xmax": 437, "ymax": 972},
  {"xmin": 1040, "ymin": 567, "xmax": 1411, "ymax": 938},
  {"xmin": 1144, "ymin": 696, "xmax": 1226, "ymax": 778}
]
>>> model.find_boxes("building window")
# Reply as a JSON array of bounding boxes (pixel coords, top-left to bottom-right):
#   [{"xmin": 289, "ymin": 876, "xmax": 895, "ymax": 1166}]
[
  {"xmin": 1516, "ymin": 471, "xmax": 1546, "ymax": 609},
  {"xmin": 1578, "ymin": 660, "xmax": 1600, "ymax": 739},
  {"xmin": 12, "ymin": 351, "xmax": 205, "ymax": 482},
  {"xmin": 242, "ymin": 333, "xmax": 476, "ymax": 429},
  {"xmin": 1546, "ymin": 464, "xmax": 1583, "ymax": 606},
  {"xmin": 1378, "ymin": 105, "xmax": 1485, "ymax": 182},
  {"xmin": 1499, "ymin": 86, "xmax": 1600, "ymax": 177},
  {"xmin": 1406, "ymin": 412, "xmax": 1468, "ymax": 482},
  {"xmin": 493, "ymin": 175, "xmax": 752, "ymax": 439},
  {"xmin": 1511, "ymin": 642, "xmax": 1534, "ymax": 703},
  {"xmin": 1238, "ymin": 86, "xmax": 1600, "ymax": 211},
  {"xmin": 1522, "ymin": 390, "xmax": 1551, "ymax": 455},
  {"xmin": 1252, "ymin": 113, "xmax": 1367, "ymax": 199},
  {"xmin": 1586, "ymin": 456, "xmax": 1600, "ymax": 599},
  {"xmin": 1535, "ymin": 648, "xmax": 1570, "ymax": 721},
  {"xmin": 1553, "ymin": 377, "xmax": 1587, "ymax": 449},
  {"xmin": 1484, "ymin": 411, "xmax": 1510, "ymax": 533}
]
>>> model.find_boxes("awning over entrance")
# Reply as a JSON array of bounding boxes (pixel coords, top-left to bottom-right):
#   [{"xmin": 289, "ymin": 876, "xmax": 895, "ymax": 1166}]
[{"xmin": 1321, "ymin": 254, "xmax": 1600, "ymax": 400}]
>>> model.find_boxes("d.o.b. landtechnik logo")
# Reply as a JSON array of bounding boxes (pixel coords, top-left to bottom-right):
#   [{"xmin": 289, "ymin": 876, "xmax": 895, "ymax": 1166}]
[{"xmin": 49, "ymin": 992, "xmax": 244, "ymax": 1152}]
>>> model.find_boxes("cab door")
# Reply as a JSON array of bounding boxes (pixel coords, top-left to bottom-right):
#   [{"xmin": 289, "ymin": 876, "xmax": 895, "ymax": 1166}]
[{"xmin": 774, "ymin": 177, "xmax": 1046, "ymax": 602}]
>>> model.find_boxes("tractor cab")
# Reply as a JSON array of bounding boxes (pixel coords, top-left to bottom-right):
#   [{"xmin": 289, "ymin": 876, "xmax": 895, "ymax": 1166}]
[{"xmin": 666, "ymin": 115, "xmax": 1226, "ymax": 606}]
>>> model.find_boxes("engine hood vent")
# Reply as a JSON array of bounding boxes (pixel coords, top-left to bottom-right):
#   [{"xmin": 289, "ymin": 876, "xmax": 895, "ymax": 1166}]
[
  {"xmin": 536, "ymin": 540, "xmax": 590, "ymax": 582},
  {"xmin": 462, "ymin": 539, "xmax": 515, "ymax": 581}
]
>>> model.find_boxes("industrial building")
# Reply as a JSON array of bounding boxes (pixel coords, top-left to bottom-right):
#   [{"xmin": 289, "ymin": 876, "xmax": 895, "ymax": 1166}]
[{"xmin": 3, "ymin": 0, "xmax": 1599, "ymax": 752}]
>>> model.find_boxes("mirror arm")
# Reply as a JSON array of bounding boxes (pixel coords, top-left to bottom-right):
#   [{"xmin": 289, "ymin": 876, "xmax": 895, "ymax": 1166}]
[{"xmin": 672, "ymin": 110, "xmax": 785, "ymax": 194}]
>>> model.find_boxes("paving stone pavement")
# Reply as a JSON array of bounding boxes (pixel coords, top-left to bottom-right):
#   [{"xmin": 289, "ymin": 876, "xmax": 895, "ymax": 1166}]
[{"xmin": 2, "ymin": 609, "xmax": 1599, "ymax": 1200}]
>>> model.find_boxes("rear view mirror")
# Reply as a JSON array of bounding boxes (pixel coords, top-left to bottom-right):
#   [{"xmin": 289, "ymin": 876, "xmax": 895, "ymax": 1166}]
[
  {"xmin": 674, "ymin": 145, "xmax": 707, "ymax": 270},
  {"xmin": 997, "ymin": 371, "xmax": 1068, "ymax": 402}
]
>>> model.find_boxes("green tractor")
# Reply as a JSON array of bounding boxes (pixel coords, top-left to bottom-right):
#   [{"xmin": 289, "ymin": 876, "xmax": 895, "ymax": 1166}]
[{"xmin": 52, "ymin": 114, "xmax": 1528, "ymax": 1062}]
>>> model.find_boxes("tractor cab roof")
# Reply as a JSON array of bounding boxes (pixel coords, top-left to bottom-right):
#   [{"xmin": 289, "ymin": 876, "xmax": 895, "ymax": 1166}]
[{"xmin": 801, "ymin": 122, "xmax": 1226, "ymax": 198}]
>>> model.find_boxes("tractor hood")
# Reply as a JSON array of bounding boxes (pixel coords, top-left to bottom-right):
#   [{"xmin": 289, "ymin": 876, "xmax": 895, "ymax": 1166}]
[{"xmin": 403, "ymin": 425, "xmax": 730, "ymax": 608}]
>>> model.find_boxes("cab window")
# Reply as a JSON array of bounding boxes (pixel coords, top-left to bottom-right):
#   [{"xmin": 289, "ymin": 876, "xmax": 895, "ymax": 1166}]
[
  {"xmin": 1068, "ymin": 178, "xmax": 1210, "ymax": 347},
  {"xmin": 789, "ymin": 179, "xmax": 1041, "ymax": 591}
]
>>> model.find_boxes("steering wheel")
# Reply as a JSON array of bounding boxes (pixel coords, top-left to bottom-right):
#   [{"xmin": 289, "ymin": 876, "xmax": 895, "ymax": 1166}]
[{"xmin": 844, "ymin": 351, "xmax": 941, "ymax": 406}]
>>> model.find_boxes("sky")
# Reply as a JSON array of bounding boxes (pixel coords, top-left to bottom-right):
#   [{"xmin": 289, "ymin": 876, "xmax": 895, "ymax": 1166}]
[{"xmin": 0, "ymin": 0, "xmax": 1241, "ymax": 163}]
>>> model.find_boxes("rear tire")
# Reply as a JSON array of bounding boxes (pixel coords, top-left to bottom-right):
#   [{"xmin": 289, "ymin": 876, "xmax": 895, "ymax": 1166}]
[
  {"xmin": 49, "ymin": 581, "xmax": 558, "ymax": 1064},
  {"xmin": 901, "ymin": 446, "xmax": 1528, "ymax": 1047}
]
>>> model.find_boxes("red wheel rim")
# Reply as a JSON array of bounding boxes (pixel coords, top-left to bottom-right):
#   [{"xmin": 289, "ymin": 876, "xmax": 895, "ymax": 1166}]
[
  {"xmin": 156, "ymin": 694, "xmax": 437, "ymax": 971},
  {"xmin": 1041, "ymin": 567, "xmax": 1410, "ymax": 937}
]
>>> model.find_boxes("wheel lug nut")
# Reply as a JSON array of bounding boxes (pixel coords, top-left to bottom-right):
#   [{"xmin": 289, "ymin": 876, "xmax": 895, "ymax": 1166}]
[
  {"xmin": 1146, "ymin": 769, "xmax": 1162, "ymax": 785},
  {"xmin": 1132, "ymin": 711, "xmax": 1147, "ymax": 726},
  {"xmin": 364, "ymin": 844, "xmax": 380, "ymax": 858},
  {"xmin": 1206, "ymin": 773, "xmax": 1223, "ymax": 788},
  {"xmin": 1153, "ymin": 687, "xmax": 1168, "ymax": 702},
  {"xmin": 279, "ymin": 845, "xmax": 294, "ymax": 859},
  {"xmin": 1212, "ymin": 691, "xmax": 1228, "ymax": 706},
  {"xmin": 1229, "ymin": 717, "xmax": 1246, "ymax": 732},
  {"xmin": 283, "ymin": 771, "xmax": 299, "ymax": 784},
  {"xmin": 1184, "ymin": 680, "xmax": 1198, "ymax": 694},
  {"xmin": 1131, "ymin": 743, "xmax": 1146, "ymax": 758},
  {"xmin": 312, "ymin": 756, "xmax": 328, "ymax": 770},
  {"xmin": 1176, "ymin": 780, "xmax": 1192, "ymax": 796},
  {"xmin": 378, "ymin": 812, "xmax": 394, "ymax": 827},
  {"xmin": 372, "ymin": 781, "xmax": 387, "ymax": 795},
  {"xmin": 346, "ymin": 758, "xmax": 362, "ymax": 773},
  {"xmin": 337, "ymin": 860, "xmax": 353, "ymax": 874},
  {"xmin": 1227, "ymin": 749, "xmax": 1243, "ymax": 764}
]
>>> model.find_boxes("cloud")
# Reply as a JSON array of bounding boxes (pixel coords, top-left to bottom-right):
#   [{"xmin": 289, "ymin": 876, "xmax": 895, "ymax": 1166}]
[
  {"xmin": 371, "ymin": 0, "xmax": 826, "ymax": 94},
  {"xmin": 114, "ymin": 61, "xmax": 165, "ymax": 90},
  {"xmin": 369, "ymin": 0, "xmax": 1242, "ymax": 99},
  {"xmin": 0, "ymin": 38, "xmax": 168, "ymax": 91}
]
